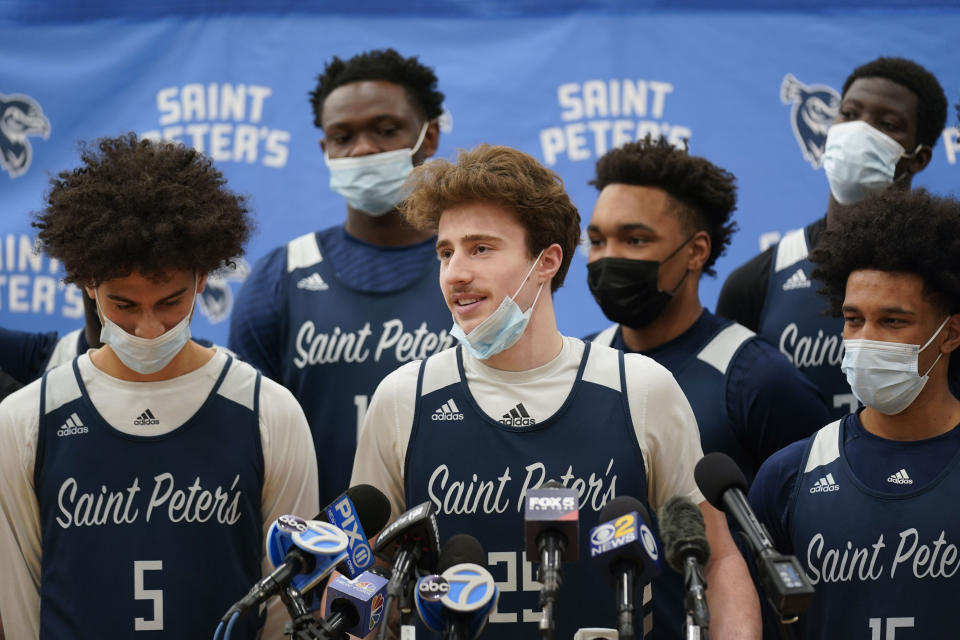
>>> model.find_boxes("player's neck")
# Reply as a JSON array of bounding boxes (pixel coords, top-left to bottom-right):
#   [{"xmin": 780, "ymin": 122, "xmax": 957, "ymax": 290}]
[
  {"xmin": 825, "ymin": 194, "xmax": 851, "ymax": 229},
  {"xmin": 89, "ymin": 340, "xmax": 216, "ymax": 382},
  {"xmin": 620, "ymin": 293, "xmax": 703, "ymax": 353},
  {"xmin": 860, "ymin": 376, "xmax": 960, "ymax": 441},
  {"xmin": 344, "ymin": 208, "xmax": 434, "ymax": 246},
  {"xmin": 480, "ymin": 298, "xmax": 564, "ymax": 372}
]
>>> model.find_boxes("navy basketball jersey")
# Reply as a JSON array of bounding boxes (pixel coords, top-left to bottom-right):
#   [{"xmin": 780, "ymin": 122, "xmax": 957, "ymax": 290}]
[
  {"xmin": 758, "ymin": 228, "xmax": 851, "ymax": 418},
  {"xmin": 593, "ymin": 319, "xmax": 757, "ymax": 480},
  {"xmin": 279, "ymin": 230, "xmax": 453, "ymax": 507},
  {"xmin": 405, "ymin": 343, "xmax": 654, "ymax": 639},
  {"xmin": 790, "ymin": 417, "xmax": 960, "ymax": 638},
  {"xmin": 34, "ymin": 357, "xmax": 264, "ymax": 639},
  {"xmin": 594, "ymin": 320, "xmax": 755, "ymax": 640}
]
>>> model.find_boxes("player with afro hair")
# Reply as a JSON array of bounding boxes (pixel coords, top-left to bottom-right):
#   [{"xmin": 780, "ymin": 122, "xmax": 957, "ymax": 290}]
[{"xmin": 34, "ymin": 132, "xmax": 252, "ymax": 286}]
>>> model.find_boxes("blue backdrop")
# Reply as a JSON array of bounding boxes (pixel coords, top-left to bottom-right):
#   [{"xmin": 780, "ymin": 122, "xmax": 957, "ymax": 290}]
[{"xmin": 2, "ymin": 3, "xmax": 959, "ymax": 344}]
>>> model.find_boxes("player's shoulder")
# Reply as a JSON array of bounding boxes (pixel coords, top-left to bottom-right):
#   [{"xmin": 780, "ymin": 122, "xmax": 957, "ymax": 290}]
[
  {"xmin": 620, "ymin": 346, "xmax": 678, "ymax": 388},
  {"xmin": 0, "ymin": 374, "xmax": 43, "ymax": 421},
  {"xmin": 752, "ymin": 436, "xmax": 810, "ymax": 493}
]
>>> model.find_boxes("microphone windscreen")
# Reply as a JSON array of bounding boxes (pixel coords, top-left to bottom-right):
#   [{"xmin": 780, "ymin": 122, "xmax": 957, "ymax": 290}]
[
  {"xmin": 599, "ymin": 495, "xmax": 650, "ymax": 525},
  {"xmin": 658, "ymin": 495, "xmax": 710, "ymax": 572},
  {"xmin": 437, "ymin": 534, "xmax": 485, "ymax": 573},
  {"xmin": 368, "ymin": 564, "xmax": 391, "ymax": 579},
  {"xmin": 694, "ymin": 452, "xmax": 748, "ymax": 510},
  {"xmin": 345, "ymin": 484, "xmax": 391, "ymax": 537}
]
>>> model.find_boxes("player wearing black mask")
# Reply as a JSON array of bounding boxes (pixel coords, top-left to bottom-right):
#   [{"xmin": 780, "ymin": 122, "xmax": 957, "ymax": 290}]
[{"xmin": 585, "ymin": 137, "xmax": 830, "ymax": 640}]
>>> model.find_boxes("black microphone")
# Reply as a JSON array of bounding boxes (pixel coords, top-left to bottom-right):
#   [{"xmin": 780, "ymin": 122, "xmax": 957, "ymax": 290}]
[
  {"xmin": 374, "ymin": 501, "xmax": 441, "ymax": 639},
  {"xmin": 524, "ymin": 480, "xmax": 579, "ymax": 639},
  {"xmin": 659, "ymin": 495, "xmax": 711, "ymax": 636},
  {"xmin": 590, "ymin": 496, "xmax": 661, "ymax": 640},
  {"xmin": 222, "ymin": 484, "xmax": 391, "ymax": 623},
  {"xmin": 694, "ymin": 452, "xmax": 814, "ymax": 618}
]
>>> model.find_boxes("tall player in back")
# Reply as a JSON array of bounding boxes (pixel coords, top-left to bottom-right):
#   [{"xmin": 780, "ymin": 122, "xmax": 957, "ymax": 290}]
[
  {"xmin": 717, "ymin": 57, "xmax": 948, "ymax": 418},
  {"xmin": 0, "ymin": 134, "xmax": 319, "ymax": 639},
  {"xmin": 749, "ymin": 188, "xmax": 960, "ymax": 638},
  {"xmin": 229, "ymin": 49, "xmax": 453, "ymax": 508},
  {"xmin": 351, "ymin": 144, "xmax": 760, "ymax": 638}
]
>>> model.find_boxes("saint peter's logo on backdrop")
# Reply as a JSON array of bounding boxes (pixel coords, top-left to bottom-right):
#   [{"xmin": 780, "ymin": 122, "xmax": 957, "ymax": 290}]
[
  {"xmin": 141, "ymin": 83, "xmax": 291, "ymax": 168},
  {"xmin": 197, "ymin": 258, "xmax": 250, "ymax": 324},
  {"xmin": 780, "ymin": 74, "xmax": 840, "ymax": 169},
  {"xmin": 539, "ymin": 78, "xmax": 693, "ymax": 166},
  {"xmin": 0, "ymin": 93, "xmax": 50, "ymax": 179}
]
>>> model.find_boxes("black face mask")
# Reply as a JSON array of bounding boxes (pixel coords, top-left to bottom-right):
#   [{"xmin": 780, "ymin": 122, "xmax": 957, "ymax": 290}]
[{"xmin": 586, "ymin": 237, "xmax": 693, "ymax": 329}]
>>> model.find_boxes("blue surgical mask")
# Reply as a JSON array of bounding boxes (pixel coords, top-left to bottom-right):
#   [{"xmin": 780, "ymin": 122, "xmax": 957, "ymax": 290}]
[
  {"xmin": 95, "ymin": 279, "xmax": 197, "ymax": 375},
  {"xmin": 325, "ymin": 122, "xmax": 430, "ymax": 216},
  {"xmin": 450, "ymin": 251, "xmax": 545, "ymax": 360},
  {"xmin": 841, "ymin": 316, "xmax": 950, "ymax": 415}
]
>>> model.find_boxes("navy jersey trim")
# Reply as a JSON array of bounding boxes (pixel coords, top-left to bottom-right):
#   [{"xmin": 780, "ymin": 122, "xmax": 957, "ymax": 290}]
[
  {"xmin": 70, "ymin": 355, "xmax": 235, "ymax": 445},
  {"xmin": 35, "ymin": 365, "xmax": 52, "ymax": 490},
  {"xmin": 294, "ymin": 228, "xmax": 441, "ymax": 298},
  {"xmin": 836, "ymin": 414, "xmax": 960, "ymax": 501},
  {"xmin": 405, "ymin": 359, "xmax": 430, "ymax": 486},
  {"xmin": 616, "ymin": 348, "xmax": 644, "ymax": 455},
  {"xmin": 758, "ymin": 227, "xmax": 810, "ymax": 330},
  {"xmin": 454, "ymin": 342, "xmax": 592, "ymax": 434}
]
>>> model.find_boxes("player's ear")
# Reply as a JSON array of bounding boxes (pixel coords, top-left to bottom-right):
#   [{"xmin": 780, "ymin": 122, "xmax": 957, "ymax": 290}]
[
  {"xmin": 536, "ymin": 243, "xmax": 563, "ymax": 287},
  {"xmin": 940, "ymin": 314, "xmax": 960, "ymax": 355}
]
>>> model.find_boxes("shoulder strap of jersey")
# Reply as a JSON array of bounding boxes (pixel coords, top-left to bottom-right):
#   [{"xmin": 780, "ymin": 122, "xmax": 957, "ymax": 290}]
[
  {"xmin": 286, "ymin": 232, "xmax": 323, "ymax": 273},
  {"xmin": 583, "ymin": 340, "xmax": 622, "ymax": 393},
  {"xmin": 420, "ymin": 347, "xmax": 462, "ymax": 398},
  {"xmin": 591, "ymin": 324, "xmax": 619, "ymax": 347},
  {"xmin": 696, "ymin": 321, "xmax": 756, "ymax": 375},
  {"xmin": 802, "ymin": 419, "xmax": 842, "ymax": 474},
  {"xmin": 773, "ymin": 228, "xmax": 810, "ymax": 273},
  {"xmin": 787, "ymin": 418, "xmax": 842, "ymax": 532}
]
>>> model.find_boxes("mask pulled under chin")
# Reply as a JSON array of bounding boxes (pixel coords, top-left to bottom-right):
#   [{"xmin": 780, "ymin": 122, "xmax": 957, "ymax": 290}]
[
  {"xmin": 840, "ymin": 316, "xmax": 950, "ymax": 415},
  {"xmin": 450, "ymin": 251, "xmax": 545, "ymax": 360},
  {"xmin": 325, "ymin": 122, "xmax": 430, "ymax": 216},
  {"xmin": 96, "ymin": 286, "xmax": 196, "ymax": 375}
]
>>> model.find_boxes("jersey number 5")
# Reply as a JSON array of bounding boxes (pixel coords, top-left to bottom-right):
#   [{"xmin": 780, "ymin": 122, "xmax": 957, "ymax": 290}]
[{"xmin": 134, "ymin": 560, "xmax": 164, "ymax": 631}]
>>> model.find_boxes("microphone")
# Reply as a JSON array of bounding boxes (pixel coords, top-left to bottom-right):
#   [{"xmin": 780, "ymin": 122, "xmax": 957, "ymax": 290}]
[
  {"xmin": 222, "ymin": 484, "xmax": 391, "ymax": 622},
  {"xmin": 324, "ymin": 484, "xmax": 390, "ymax": 578},
  {"xmin": 694, "ymin": 452, "xmax": 814, "ymax": 618},
  {"xmin": 374, "ymin": 501, "xmax": 441, "ymax": 638},
  {"xmin": 415, "ymin": 534, "xmax": 499, "ymax": 640},
  {"xmin": 321, "ymin": 569, "xmax": 390, "ymax": 638},
  {"xmin": 659, "ymin": 496, "xmax": 711, "ymax": 636},
  {"xmin": 225, "ymin": 516, "xmax": 350, "ymax": 624},
  {"xmin": 524, "ymin": 480, "xmax": 579, "ymax": 639},
  {"xmin": 589, "ymin": 496, "xmax": 661, "ymax": 640}
]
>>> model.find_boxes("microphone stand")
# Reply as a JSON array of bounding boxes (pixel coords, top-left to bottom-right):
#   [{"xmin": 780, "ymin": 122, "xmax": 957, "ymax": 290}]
[
  {"xmin": 614, "ymin": 563, "xmax": 636, "ymax": 640},
  {"xmin": 280, "ymin": 586, "xmax": 351, "ymax": 640},
  {"xmin": 777, "ymin": 616, "xmax": 799, "ymax": 640},
  {"xmin": 538, "ymin": 534, "xmax": 565, "ymax": 640},
  {"xmin": 682, "ymin": 556, "xmax": 709, "ymax": 640}
]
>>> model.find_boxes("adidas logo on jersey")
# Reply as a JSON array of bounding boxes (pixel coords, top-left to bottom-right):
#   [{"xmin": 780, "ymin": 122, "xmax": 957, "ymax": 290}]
[
  {"xmin": 296, "ymin": 273, "xmax": 329, "ymax": 291},
  {"xmin": 887, "ymin": 469, "xmax": 914, "ymax": 485},
  {"xmin": 500, "ymin": 402, "xmax": 535, "ymax": 426},
  {"xmin": 432, "ymin": 399, "xmax": 464, "ymax": 421},
  {"xmin": 809, "ymin": 472, "xmax": 839, "ymax": 493},
  {"xmin": 782, "ymin": 268, "xmax": 812, "ymax": 291},
  {"xmin": 133, "ymin": 409, "xmax": 160, "ymax": 426},
  {"xmin": 56, "ymin": 413, "xmax": 88, "ymax": 437}
]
